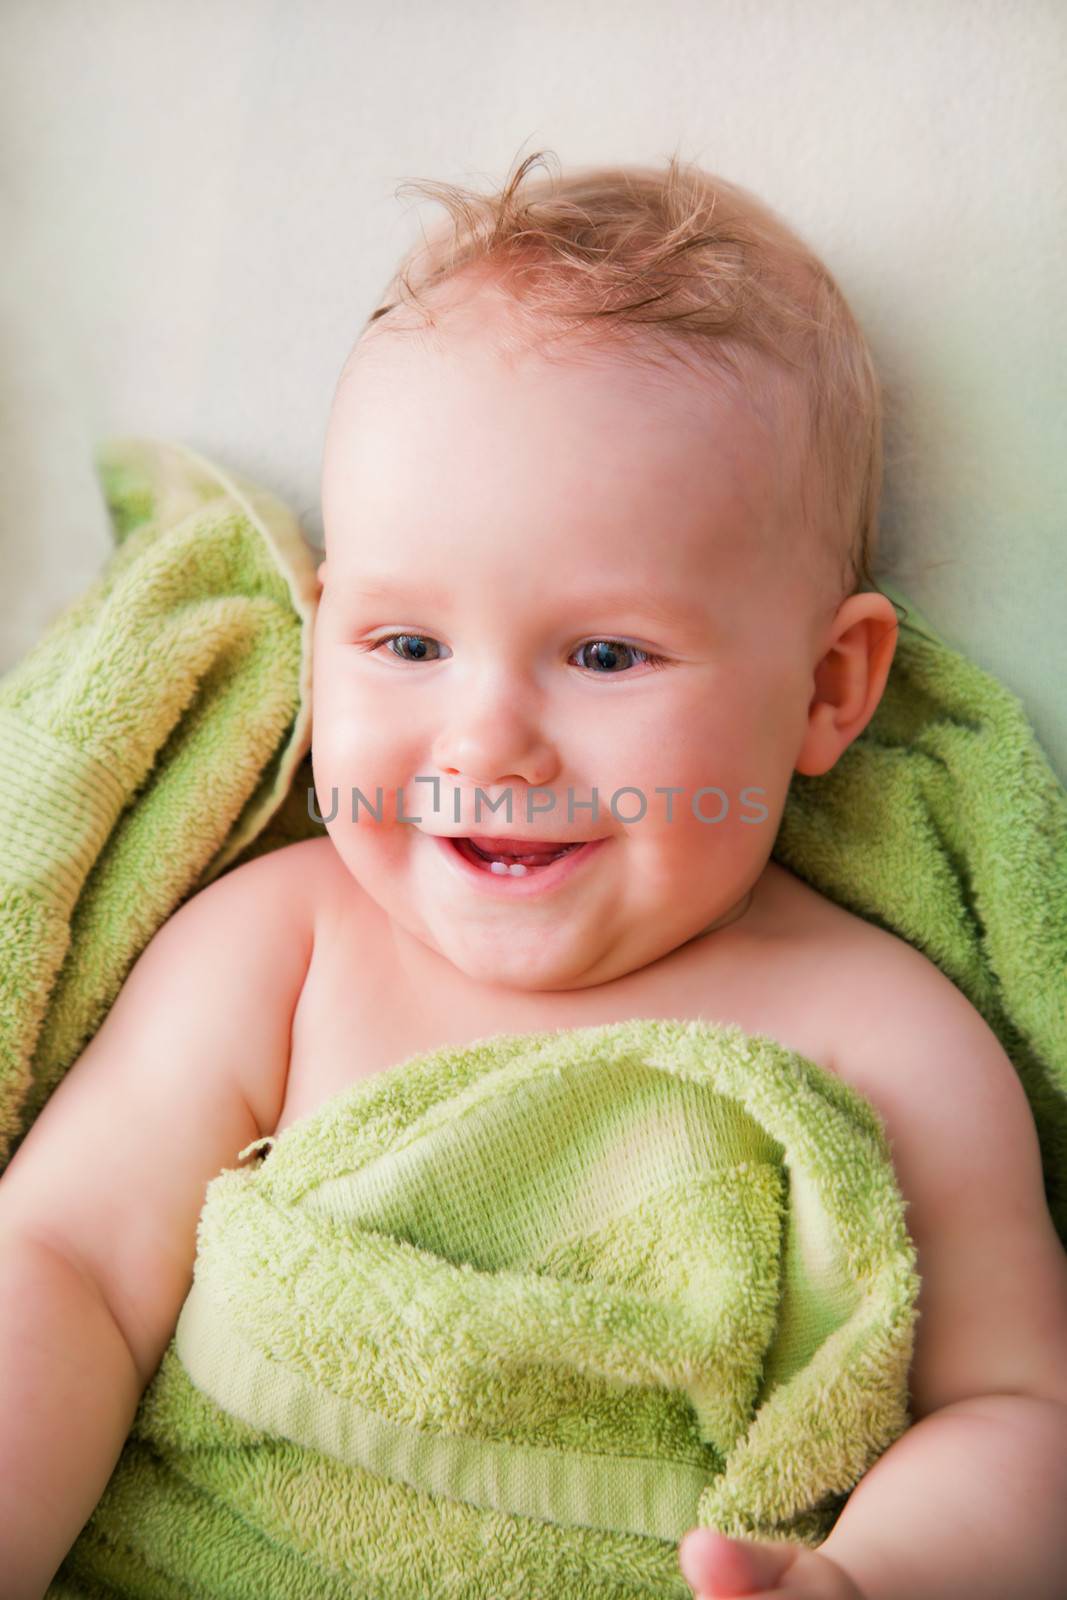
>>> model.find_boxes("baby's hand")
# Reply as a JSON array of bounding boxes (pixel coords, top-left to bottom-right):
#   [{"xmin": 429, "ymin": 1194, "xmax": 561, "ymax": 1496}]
[{"xmin": 678, "ymin": 1527, "xmax": 865, "ymax": 1598}]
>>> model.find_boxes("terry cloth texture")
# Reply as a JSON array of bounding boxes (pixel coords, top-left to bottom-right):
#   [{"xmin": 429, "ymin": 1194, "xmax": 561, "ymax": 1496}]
[
  {"xmin": 0, "ymin": 436, "xmax": 319, "ymax": 1163},
  {"xmin": 52, "ymin": 1018, "xmax": 920, "ymax": 1600},
  {"xmin": 774, "ymin": 576, "xmax": 1067, "ymax": 1246},
  {"xmin": 0, "ymin": 438, "xmax": 1062, "ymax": 1596}
]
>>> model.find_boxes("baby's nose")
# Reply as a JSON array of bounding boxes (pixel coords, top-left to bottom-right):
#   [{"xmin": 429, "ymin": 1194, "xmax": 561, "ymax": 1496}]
[{"xmin": 433, "ymin": 709, "xmax": 559, "ymax": 794}]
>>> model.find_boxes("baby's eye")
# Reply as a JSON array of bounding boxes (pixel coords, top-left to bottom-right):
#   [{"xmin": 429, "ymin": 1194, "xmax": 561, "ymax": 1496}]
[
  {"xmin": 377, "ymin": 633, "xmax": 449, "ymax": 662},
  {"xmin": 573, "ymin": 640, "xmax": 663, "ymax": 673}
]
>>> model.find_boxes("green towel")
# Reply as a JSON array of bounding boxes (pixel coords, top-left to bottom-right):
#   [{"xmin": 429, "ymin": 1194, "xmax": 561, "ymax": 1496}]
[
  {"xmin": 0, "ymin": 438, "xmax": 1062, "ymax": 1597},
  {"xmin": 774, "ymin": 576, "xmax": 1067, "ymax": 1246},
  {"xmin": 0, "ymin": 436, "xmax": 319, "ymax": 1164},
  {"xmin": 53, "ymin": 1019, "xmax": 921, "ymax": 1599}
]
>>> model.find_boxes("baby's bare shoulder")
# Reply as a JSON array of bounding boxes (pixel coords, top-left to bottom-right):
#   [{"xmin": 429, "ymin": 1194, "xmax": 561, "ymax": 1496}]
[
  {"xmin": 265, "ymin": 834, "xmax": 364, "ymax": 902},
  {"xmin": 773, "ymin": 869, "xmax": 1067, "ymax": 1418},
  {"xmin": 237, "ymin": 832, "xmax": 340, "ymax": 888},
  {"xmin": 219, "ymin": 838, "xmax": 347, "ymax": 936},
  {"xmin": 763, "ymin": 860, "xmax": 966, "ymax": 1020},
  {"xmin": 761, "ymin": 861, "xmax": 1012, "ymax": 1124}
]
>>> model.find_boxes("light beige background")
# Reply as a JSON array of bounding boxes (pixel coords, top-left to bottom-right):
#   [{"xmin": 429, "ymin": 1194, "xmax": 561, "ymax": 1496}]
[{"xmin": 2, "ymin": 0, "xmax": 1064, "ymax": 779}]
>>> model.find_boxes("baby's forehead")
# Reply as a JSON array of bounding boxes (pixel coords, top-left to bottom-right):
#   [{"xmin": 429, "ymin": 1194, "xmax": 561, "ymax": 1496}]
[
  {"xmin": 329, "ymin": 297, "xmax": 830, "ymax": 603},
  {"xmin": 339, "ymin": 307, "xmax": 790, "ymax": 486}
]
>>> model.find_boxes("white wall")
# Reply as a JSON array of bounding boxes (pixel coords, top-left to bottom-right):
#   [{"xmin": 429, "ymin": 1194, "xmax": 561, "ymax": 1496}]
[{"xmin": 2, "ymin": 0, "xmax": 1064, "ymax": 777}]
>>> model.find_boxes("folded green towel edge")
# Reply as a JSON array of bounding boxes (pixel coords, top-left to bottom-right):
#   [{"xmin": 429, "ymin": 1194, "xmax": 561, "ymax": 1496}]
[{"xmin": 91, "ymin": 432, "xmax": 320, "ymax": 887}]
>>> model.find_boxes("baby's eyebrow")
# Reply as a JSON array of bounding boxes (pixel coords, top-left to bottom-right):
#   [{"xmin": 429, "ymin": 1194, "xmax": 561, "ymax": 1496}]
[
  {"xmin": 339, "ymin": 578, "xmax": 710, "ymax": 630},
  {"xmin": 342, "ymin": 579, "xmax": 452, "ymax": 605}
]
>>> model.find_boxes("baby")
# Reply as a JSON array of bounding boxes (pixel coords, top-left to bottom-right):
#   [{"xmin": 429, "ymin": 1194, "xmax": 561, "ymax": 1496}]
[{"xmin": 2, "ymin": 152, "xmax": 1067, "ymax": 1600}]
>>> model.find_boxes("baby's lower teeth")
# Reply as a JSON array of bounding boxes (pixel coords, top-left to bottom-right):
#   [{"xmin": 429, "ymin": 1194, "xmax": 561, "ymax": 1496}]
[{"xmin": 483, "ymin": 847, "xmax": 576, "ymax": 875}]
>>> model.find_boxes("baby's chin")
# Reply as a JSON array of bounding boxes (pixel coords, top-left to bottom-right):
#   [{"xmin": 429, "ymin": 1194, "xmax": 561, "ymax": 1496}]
[
  {"xmin": 449, "ymin": 958, "xmax": 598, "ymax": 995},
  {"xmin": 418, "ymin": 916, "xmax": 616, "ymax": 992},
  {"xmin": 417, "ymin": 904, "xmax": 700, "ymax": 995}
]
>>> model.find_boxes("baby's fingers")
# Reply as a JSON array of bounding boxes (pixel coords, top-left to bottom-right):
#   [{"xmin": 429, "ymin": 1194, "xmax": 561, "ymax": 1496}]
[
  {"xmin": 678, "ymin": 1527, "xmax": 801, "ymax": 1595},
  {"xmin": 677, "ymin": 1527, "xmax": 863, "ymax": 1598}
]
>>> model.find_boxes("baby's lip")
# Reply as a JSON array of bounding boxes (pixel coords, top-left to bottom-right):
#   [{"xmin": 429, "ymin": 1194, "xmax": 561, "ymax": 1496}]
[
  {"xmin": 427, "ymin": 832, "xmax": 594, "ymax": 851},
  {"xmin": 466, "ymin": 835, "xmax": 580, "ymax": 851}
]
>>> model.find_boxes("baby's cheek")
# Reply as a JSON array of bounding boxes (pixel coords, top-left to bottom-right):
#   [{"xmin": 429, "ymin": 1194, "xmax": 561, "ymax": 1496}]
[{"xmin": 316, "ymin": 728, "xmax": 426, "ymax": 837}]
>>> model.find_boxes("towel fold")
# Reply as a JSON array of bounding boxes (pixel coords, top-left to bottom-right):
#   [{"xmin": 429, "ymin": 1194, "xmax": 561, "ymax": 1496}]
[
  {"xmin": 0, "ymin": 436, "xmax": 318, "ymax": 1162},
  {"xmin": 0, "ymin": 437, "xmax": 1063, "ymax": 1597},
  {"xmin": 52, "ymin": 1018, "xmax": 920, "ymax": 1598}
]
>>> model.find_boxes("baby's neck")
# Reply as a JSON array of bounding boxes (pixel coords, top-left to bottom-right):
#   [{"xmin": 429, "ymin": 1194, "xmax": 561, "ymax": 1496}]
[
  {"xmin": 687, "ymin": 886, "xmax": 755, "ymax": 942},
  {"xmin": 381, "ymin": 874, "xmax": 760, "ymax": 1022}
]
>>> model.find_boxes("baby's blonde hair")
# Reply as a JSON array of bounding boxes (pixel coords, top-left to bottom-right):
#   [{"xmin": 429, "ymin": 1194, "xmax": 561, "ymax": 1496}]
[{"xmin": 359, "ymin": 148, "xmax": 887, "ymax": 608}]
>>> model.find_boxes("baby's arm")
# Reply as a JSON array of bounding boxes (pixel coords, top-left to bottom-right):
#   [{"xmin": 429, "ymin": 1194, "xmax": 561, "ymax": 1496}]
[
  {"xmin": 0, "ymin": 843, "xmax": 314, "ymax": 1599},
  {"xmin": 681, "ymin": 952, "xmax": 1067, "ymax": 1599}
]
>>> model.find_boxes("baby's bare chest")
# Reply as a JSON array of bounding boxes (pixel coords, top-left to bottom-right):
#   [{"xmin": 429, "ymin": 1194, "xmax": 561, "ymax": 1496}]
[{"xmin": 271, "ymin": 865, "xmax": 859, "ymax": 1139}]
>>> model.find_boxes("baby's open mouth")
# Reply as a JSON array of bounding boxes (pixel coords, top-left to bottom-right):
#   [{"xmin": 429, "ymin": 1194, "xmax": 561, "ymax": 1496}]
[{"xmin": 455, "ymin": 836, "xmax": 584, "ymax": 875}]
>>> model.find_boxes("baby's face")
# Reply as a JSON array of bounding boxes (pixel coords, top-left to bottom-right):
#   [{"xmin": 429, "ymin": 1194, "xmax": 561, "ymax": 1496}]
[{"xmin": 314, "ymin": 284, "xmax": 830, "ymax": 991}]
